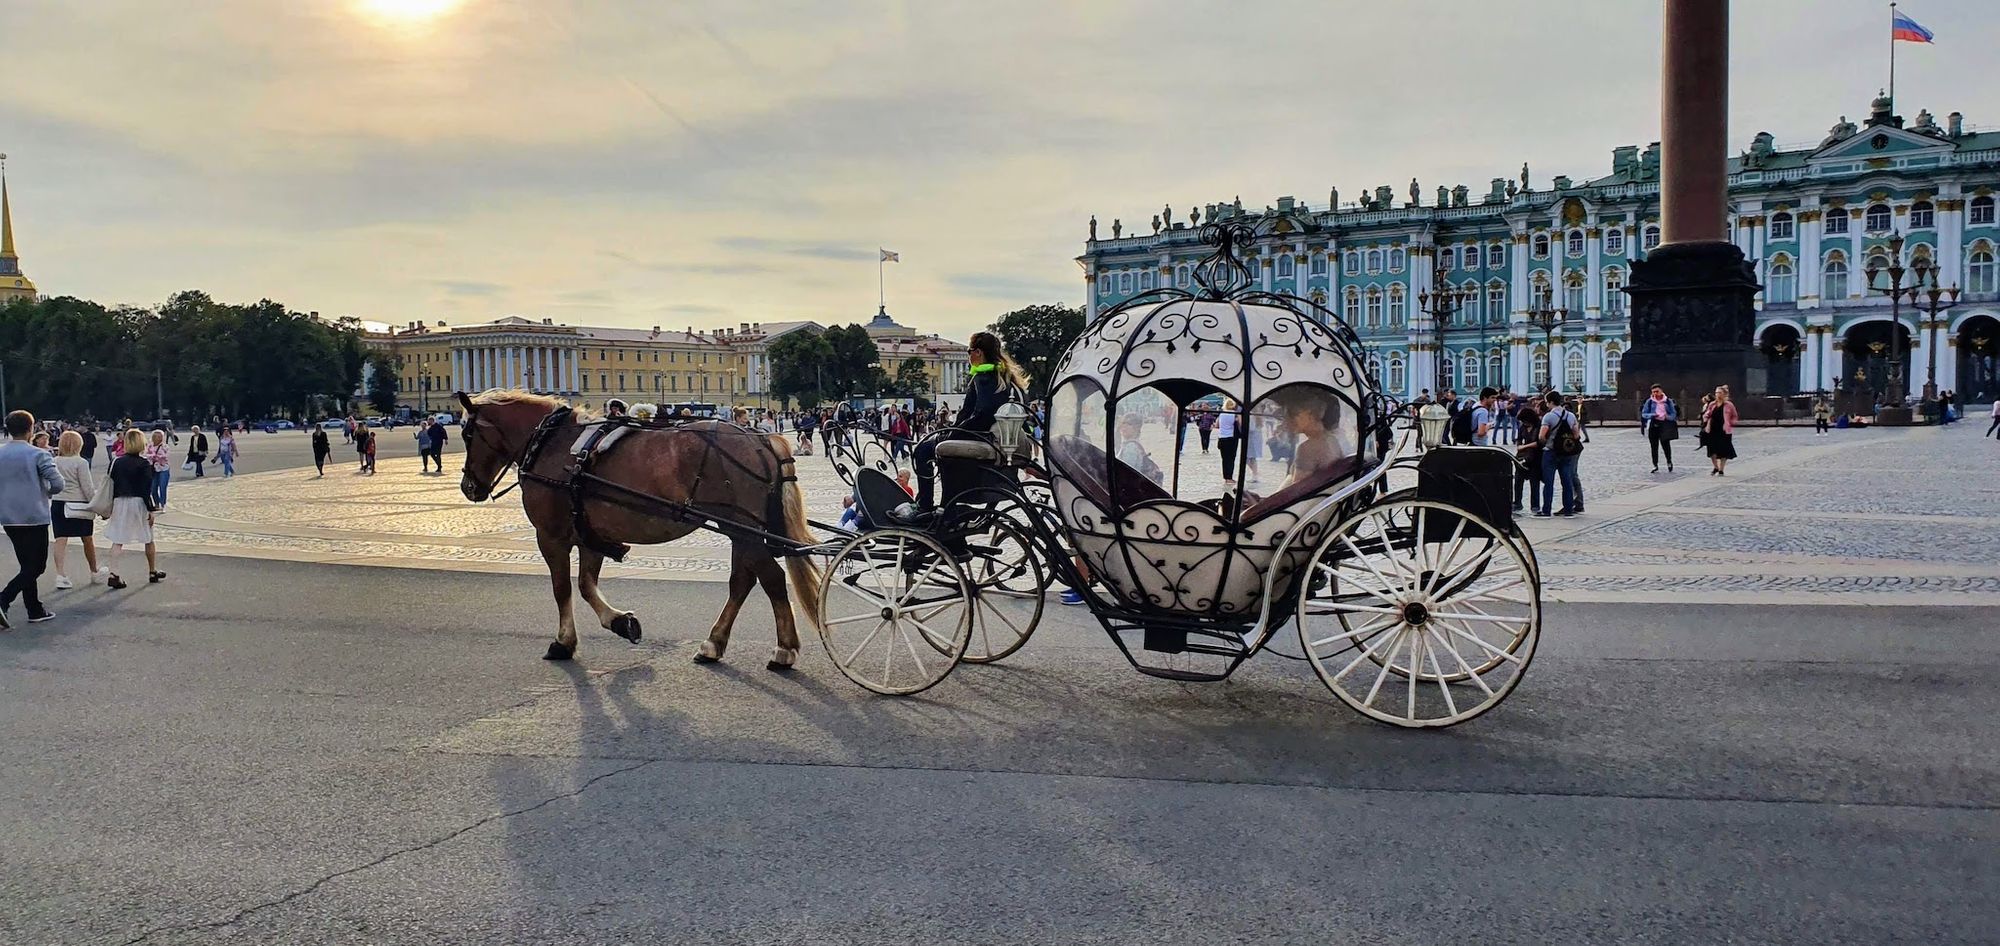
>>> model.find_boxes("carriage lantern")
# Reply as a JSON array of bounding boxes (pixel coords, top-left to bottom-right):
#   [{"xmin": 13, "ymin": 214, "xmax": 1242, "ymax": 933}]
[{"xmin": 1418, "ymin": 402, "xmax": 1451, "ymax": 449}]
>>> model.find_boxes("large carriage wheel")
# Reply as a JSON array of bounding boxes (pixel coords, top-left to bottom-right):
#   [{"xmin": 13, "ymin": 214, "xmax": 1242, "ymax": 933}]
[
  {"xmin": 956, "ymin": 517, "xmax": 1047, "ymax": 663},
  {"xmin": 817, "ymin": 529, "xmax": 974, "ymax": 695},
  {"xmin": 1296, "ymin": 498, "xmax": 1540, "ymax": 728}
]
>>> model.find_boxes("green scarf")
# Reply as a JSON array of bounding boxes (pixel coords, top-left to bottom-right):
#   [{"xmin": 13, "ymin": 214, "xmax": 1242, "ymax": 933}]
[{"xmin": 968, "ymin": 363, "xmax": 997, "ymax": 375}]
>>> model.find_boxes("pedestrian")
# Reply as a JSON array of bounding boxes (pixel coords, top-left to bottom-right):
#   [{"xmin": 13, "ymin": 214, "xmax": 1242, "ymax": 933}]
[
  {"xmin": 1701, "ymin": 385, "xmax": 1739, "ymax": 476},
  {"xmin": 1470, "ymin": 387, "xmax": 1497, "ymax": 445},
  {"xmin": 355, "ymin": 425, "xmax": 370, "ymax": 472},
  {"xmin": 343, "ymin": 416, "xmax": 355, "ymax": 444},
  {"xmin": 0, "ymin": 411, "xmax": 65, "ymax": 626},
  {"xmin": 415, "ymin": 421, "xmax": 436, "ymax": 473},
  {"xmin": 1244, "ymin": 412, "xmax": 1264, "ymax": 484},
  {"xmin": 1987, "ymin": 399, "xmax": 2000, "ymax": 439},
  {"xmin": 50, "ymin": 430, "xmax": 105, "ymax": 589},
  {"xmin": 79, "ymin": 425, "xmax": 98, "ymax": 467},
  {"xmin": 1812, "ymin": 395, "xmax": 1833, "ymax": 436},
  {"xmin": 103, "ymin": 427, "xmax": 163, "ymax": 590},
  {"xmin": 145, "ymin": 428, "xmax": 172, "ymax": 508},
  {"xmin": 217, "ymin": 427, "xmax": 238, "ymax": 477},
  {"xmin": 184, "ymin": 424, "xmax": 209, "ymax": 478},
  {"xmin": 427, "ymin": 415, "xmax": 449, "ymax": 472},
  {"xmin": 1194, "ymin": 408, "xmax": 1216, "ymax": 453},
  {"xmin": 311, "ymin": 424, "xmax": 331, "ymax": 476},
  {"xmin": 1641, "ymin": 384, "xmax": 1679, "ymax": 472},
  {"xmin": 1512, "ymin": 396, "xmax": 1542, "ymax": 512},
  {"xmin": 1535, "ymin": 391, "xmax": 1584, "ymax": 518},
  {"xmin": 362, "ymin": 427, "xmax": 378, "ymax": 475},
  {"xmin": 1216, "ymin": 399, "xmax": 1241, "ymax": 485},
  {"xmin": 29, "ymin": 430, "xmax": 51, "ymax": 452}
]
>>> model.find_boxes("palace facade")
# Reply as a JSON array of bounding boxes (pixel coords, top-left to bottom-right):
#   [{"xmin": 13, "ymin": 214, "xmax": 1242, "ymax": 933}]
[
  {"xmin": 1079, "ymin": 94, "xmax": 2000, "ymax": 404},
  {"xmin": 365, "ymin": 307, "xmax": 970, "ymax": 414}
]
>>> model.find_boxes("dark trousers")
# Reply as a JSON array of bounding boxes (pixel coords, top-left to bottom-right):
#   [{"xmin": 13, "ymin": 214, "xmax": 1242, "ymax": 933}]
[
  {"xmin": 911, "ymin": 434, "xmax": 970, "ymax": 508},
  {"xmin": 1198, "ymin": 428, "xmax": 1213, "ymax": 452},
  {"xmin": 1816, "ymin": 418, "xmax": 1830, "ymax": 433},
  {"xmin": 3, "ymin": 524, "xmax": 49, "ymax": 616},
  {"xmin": 314, "ymin": 450, "xmax": 329, "ymax": 474},
  {"xmin": 1987, "ymin": 416, "xmax": 2000, "ymax": 438},
  {"xmin": 1648, "ymin": 426, "xmax": 1674, "ymax": 468},
  {"xmin": 1218, "ymin": 436, "xmax": 1239, "ymax": 480},
  {"xmin": 1513, "ymin": 452, "xmax": 1538, "ymax": 508}
]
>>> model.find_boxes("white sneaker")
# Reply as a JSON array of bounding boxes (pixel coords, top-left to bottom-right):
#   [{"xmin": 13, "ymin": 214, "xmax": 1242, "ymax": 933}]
[
  {"xmin": 92, "ymin": 568, "xmax": 110, "ymax": 585},
  {"xmin": 52, "ymin": 575, "xmax": 72, "ymax": 590}
]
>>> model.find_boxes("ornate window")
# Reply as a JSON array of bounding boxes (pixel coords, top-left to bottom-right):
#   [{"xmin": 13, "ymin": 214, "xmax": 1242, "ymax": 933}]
[
  {"xmin": 1605, "ymin": 227, "xmax": 1626, "ymax": 255},
  {"xmin": 1344, "ymin": 251, "xmax": 1360, "ymax": 275},
  {"xmin": 1366, "ymin": 248, "xmax": 1383, "ymax": 273},
  {"xmin": 1565, "ymin": 347, "xmax": 1586, "ymax": 391},
  {"xmin": 1969, "ymin": 247, "xmax": 1997, "ymax": 294},
  {"xmin": 1388, "ymin": 352, "xmax": 1407, "ymax": 393},
  {"xmin": 1344, "ymin": 288, "xmax": 1362, "ymax": 324},
  {"xmin": 1388, "ymin": 285, "xmax": 1407, "ymax": 325},
  {"xmin": 1277, "ymin": 254, "xmax": 1295, "ymax": 278},
  {"xmin": 1487, "ymin": 281, "xmax": 1506, "ymax": 323},
  {"xmin": 1440, "ymin": 247, "xmax": 1455, "ymax": 269},
  {"xmin": 1865, "ymin": 203, "xmax": 1892, "ymax": 232},
  {"xmin": 1119, "ymin": 272, "xmax": 1132, "ymax": 293},
  {"xmin": 1822, "ymin": 254, "xmax": 1849, "ymax": 299},
  {"xmin": 1910, "ymin": 201, "xmax": 1935, "ymax": 229},
  {"xmin": 1488, "ymin": 349, "xmax": 1505, "ymax": 386},
  {"xmin": 1770, "ymin": 212, "xmax": 1795, "ymax": 240},
  {"xmin": 1643, "ymin": 225, "xmax": 1662, "ymax": 250},
  {"xmin": 1461, "ymin": 350, "xmax": 1481, "ymax": 388},
  {"xmin": 1532, "ymin": 346, "xmax": 1550, "ymax": 388},
  {"xmin": 1488, "ymin": 243, "xmax": 1505, "ymax": 268},
  {"xmin": 1389, "ymin": 247, "xmax": 1406, "ymax": 272},
  {"xmin": 1097, "ymin": 274, "xmax": 1110, "ymax": 293},
  {"xmin": 1310, "ymin": 288, "xmax": 1327, "ymax": 307},
  {"xmin": 1310, "ymin": 254, "xmax": 1327, "ymax": 275},
  {"xmin": 1365, "ymin": 287, "xmax": 1383, "ymax": 327},
  {"xmin": 1767, "ymin": 259, "xmax": 1797, "ymax": 303},
  {"xmin": 1604, "ymin": 267, "xmax": 1626, "ymax": 314},
  {"xmin": 1824, "ymin": 209, "xmax": 1849, "ymax": 234},
  {"xmin": 1366, "ymin": 353, "xmax": 1384, "ymax": 386},
  {"xmin": 1566, "ymin": 229, "xmax": 1585, "ymax": 257},
  {"xmin": 1462, "ymin": 281, "xmax": 1481, "ymax": 321},
  {"xmin": 1442, "ymin": 352, "xmax": 1457, "ymax": 389},
  {"xmin": 1532, "ymin": 233, "xmax": 1550, "ymax": 259},
  {"xmin": 1972, "ymin": 196, "xmax": 1996, "ymax": 226},
  {"xmin": 1604, "ymin": 344, "xmax": 1623, "ymax": 390},
  {"xmin": 1531, "ymin": 273, "xmax": 1553, "ymax": 309},
  {"xmin": 1563, "ymin": 273, "xmax": 1586, "ymax": 313},
  {"xmin": 1865, "ymin": 252, "xmax": 1892, "ymax": 289},
  {"xmin": 1140, "ymin": 270, "xmax": 1154, "ymax": 290}
]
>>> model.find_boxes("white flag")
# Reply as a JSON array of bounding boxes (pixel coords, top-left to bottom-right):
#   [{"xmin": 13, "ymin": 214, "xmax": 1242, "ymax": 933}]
[{"xmin": 880, "ymin": 249, "xmax": 900, "ymax": 263}]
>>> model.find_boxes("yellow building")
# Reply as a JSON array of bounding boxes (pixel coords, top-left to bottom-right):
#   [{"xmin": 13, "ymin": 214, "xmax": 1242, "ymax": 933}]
[{"xmin": 0, "ymin": 164, "xmax": 38, "ymax": 302}]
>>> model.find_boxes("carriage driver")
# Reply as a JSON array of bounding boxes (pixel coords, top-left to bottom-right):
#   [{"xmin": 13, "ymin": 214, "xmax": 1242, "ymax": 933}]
[{"xmin": 893, "ymin": 331, "xmax": 1026, "ymax": 523}]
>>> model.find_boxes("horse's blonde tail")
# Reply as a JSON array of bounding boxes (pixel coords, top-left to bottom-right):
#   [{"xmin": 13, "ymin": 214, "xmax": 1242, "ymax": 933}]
[{"xmin": 771, "ymin": 436, "xmax": 824, "ymax": 630}]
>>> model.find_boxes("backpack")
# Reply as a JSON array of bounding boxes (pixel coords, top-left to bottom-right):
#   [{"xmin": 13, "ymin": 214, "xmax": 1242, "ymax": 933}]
[
  {"xmin": 1549, "ymin": 409, "xmax": 1584, "ymax": 456},
  {"xmin": 1449, "ymin": 406, "xmax": 1477, "ymax": 445}
]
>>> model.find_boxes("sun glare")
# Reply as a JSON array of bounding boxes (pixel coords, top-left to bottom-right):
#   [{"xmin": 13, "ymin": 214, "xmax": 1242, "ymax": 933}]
[{"xmin": 353, "ymin": 0, "xmax": 465, "ymax": 28}]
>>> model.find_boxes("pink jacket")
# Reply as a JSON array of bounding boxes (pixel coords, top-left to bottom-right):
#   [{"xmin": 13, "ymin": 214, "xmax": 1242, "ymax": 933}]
[{"xmin": 1702, "ymin": 400, "xmax": 1739, "ymax": 435}]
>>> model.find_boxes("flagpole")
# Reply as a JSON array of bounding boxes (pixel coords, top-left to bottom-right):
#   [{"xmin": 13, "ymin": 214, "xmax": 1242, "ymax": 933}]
[
  {"xmin": 878, "ymin": 252, "xmax": 885, "ymax": 310},
  {"xmin": 1889, "ymin": 2, "xmax": 1897, "ymax": 107}
]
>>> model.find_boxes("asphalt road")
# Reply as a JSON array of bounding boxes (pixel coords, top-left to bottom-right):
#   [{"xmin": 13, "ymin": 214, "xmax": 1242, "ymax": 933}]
[{"xmin": 1, "ymin": 554, "xmax": 1993, "ymax": 944}]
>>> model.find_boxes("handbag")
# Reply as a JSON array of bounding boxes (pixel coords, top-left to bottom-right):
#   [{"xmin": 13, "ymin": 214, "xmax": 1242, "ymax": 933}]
[
  {"xmin": 73, "ymin": 472, "xmax": 116, "ymax": 519},
  {"xmin": 181, "ymin": 459, "xmax": 195, "ymax": 472}
]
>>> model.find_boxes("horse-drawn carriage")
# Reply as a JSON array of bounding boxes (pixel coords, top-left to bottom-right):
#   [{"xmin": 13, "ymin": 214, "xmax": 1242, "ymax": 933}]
[{"xmin": 457, "ymin": 223, "xmax": 1540, "ymax": 728}]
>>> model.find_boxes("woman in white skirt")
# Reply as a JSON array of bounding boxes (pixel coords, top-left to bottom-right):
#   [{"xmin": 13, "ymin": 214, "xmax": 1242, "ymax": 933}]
[{"xmin": 104, "ymin": 428, "xmax": 164, "ymax": 589}]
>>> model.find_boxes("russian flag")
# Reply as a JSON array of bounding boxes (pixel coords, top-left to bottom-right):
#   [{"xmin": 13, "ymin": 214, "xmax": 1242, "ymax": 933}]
[{"xmin": 1892, "ymin": 10, "xmax": 1934, "ymax": 44}]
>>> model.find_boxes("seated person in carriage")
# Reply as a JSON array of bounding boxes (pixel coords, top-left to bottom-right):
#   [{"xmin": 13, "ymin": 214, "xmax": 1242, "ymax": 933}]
[
  {"xmin": 1115, "ymin": 413, "xmax": 1165, "ymax": 487},
  {"xmin": 1283, "ymin": 397, "xmax": 1344, "ymax": 490},
  {"xmin": 893, "ymin": 330, "xmax": 1024, "ymax": 522}
]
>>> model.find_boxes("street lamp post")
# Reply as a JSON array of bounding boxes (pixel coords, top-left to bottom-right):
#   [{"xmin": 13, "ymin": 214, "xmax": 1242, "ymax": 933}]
[
  {"xmin": 1523, "ymin": 300, "xmax": 1570, "ymax": 393},
  {"xmin": 1868, "ymin": 233, "xmax": 1959, "ymax": 406},
  {"xmin": 1417, "ymin": 259, "xmax": 1475, "ymax": 396},
  {"xmin": 1864, "ymin": 233, "xmax": 1918, "ymax": 407}
]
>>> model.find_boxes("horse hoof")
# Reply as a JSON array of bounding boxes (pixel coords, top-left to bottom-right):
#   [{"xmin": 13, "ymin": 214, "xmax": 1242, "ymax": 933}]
[
  {"xmin": 610, "ymin": 613, "xmax": 642, "ymax": 643},
  {"xmin": 766, "ymin": 647, "xmax": 797, "ymax": 672},
  {"xmin": 765, "ymin": 660, "xmax": 795, "ymax": 673},
  {"xmin": 694, "ymin": 640, "xmax": 724, "ymax": 664},
  {"xmin": 544, "ymin": 641, "xmax": 575, "ymax": 661}
]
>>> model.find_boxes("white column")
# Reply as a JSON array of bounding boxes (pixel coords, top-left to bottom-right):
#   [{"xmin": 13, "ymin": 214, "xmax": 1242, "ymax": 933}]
[
  {"xmin": 450, "ymin": 349, "xmax": 462, "ymax": 392},
  {"xmin": 1799, "ymin": 205, "xmax": 1823, "ymax": 309},
  {"xmin": 538, "ymin": 347, "xmax": 550, "ymax": 392},
  {"xmin": 472, "ymin": 348, "xmax": 484, "ymax": 390},
  {"xmin": 1585, "ymin": 221, "xmax": 1603, "ymax": 317},
  {"xmin": 509, "ymin": 346, "xmax": 521, "ymax": 388},
  {"xmin": 1850, "ymin": 212, "xmax": 1866, "ymax": 300},
  {"xmin": 1585, "ymin": 336, "xmax": 1605, "ymax": 394}
]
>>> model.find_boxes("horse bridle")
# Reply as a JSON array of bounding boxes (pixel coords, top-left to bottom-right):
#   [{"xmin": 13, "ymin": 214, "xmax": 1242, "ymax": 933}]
[{"xmin": 460, "ymin": 406, "xmax": 523, "ymax": 502}]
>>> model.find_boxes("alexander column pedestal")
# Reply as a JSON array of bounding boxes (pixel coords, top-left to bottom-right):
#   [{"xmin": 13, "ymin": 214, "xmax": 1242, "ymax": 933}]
[{"xmin": 1619, "ymin": 240, "xmax": 1765, "ymax": 407}]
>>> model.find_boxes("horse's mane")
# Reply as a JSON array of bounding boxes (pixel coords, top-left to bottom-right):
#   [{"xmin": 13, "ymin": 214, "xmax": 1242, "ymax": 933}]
[{"xmin": 468, "ymin": 389, "xmax": 597, "ymax": 420}]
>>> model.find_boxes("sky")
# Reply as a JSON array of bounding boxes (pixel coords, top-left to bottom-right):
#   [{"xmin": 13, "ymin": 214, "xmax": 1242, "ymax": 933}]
[{"xmin": 4, "ymin": 0, "xmax": 1995, "ymax": 337}]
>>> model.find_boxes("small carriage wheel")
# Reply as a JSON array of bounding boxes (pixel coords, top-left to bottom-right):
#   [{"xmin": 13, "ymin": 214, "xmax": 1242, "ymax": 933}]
[
  {"xmin": 1296, "ymin": 498, "xmax": 1540, "ymax": 728},
  {"xmin": 816, "ymin": 529, "xmax": 974, "ymax": 696},
  {"xmin": 954, "ymin": 517, "xmax": 1047, "ymax": 664}
]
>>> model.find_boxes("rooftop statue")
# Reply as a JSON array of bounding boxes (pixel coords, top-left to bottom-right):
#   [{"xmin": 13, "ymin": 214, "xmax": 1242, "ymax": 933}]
[
  {"xmin": 1821, "ymin": 115, "xmax": 1858, "ymax": 147},
  {"xmin": 1089, "ymin": 215, "xmax": 1097, "ymax": 241}
]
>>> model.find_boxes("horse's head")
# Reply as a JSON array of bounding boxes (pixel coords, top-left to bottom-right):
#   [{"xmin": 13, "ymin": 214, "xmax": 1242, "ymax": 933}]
[{"xmin": 457, "ymin": 390, "xmax": 560, "ymax": 502}]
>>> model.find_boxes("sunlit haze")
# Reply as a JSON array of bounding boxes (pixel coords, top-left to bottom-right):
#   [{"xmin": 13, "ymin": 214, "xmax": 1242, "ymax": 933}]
[{"xmin": 5, "ymin": 0, "xmax": 1995, "ymax": 334}]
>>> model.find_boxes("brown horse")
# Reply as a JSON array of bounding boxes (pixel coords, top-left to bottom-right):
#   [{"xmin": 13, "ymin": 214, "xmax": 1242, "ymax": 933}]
[{"xmin": 456, "ymin": 391, "xmax": 822, "ymax": 668}]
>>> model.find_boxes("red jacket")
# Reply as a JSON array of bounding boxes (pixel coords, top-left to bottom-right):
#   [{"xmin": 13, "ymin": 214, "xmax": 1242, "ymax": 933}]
[{"xmin": 1702, "ymin": 400, "xmax": 1739, "ymax": 435}]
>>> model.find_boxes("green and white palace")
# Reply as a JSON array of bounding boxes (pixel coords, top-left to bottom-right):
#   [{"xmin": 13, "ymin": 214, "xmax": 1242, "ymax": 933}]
[{"xmin": 1079, "ymin": 94, "xmax": 2000, "ymax": 405}]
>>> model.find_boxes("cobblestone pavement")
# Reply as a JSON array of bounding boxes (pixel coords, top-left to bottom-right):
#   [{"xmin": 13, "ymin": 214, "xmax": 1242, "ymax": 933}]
[{"xmin": 147, "ymin": 422, "xmax": 2000, "ymax": 604}]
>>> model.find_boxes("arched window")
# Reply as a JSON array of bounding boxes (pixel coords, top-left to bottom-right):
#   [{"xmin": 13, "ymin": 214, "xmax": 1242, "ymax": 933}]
[
  {"xmin": 1388, "ymin": 247, "xmax": 1407, "ymax": 272},
  {"xmin": 1604, "ymin": 344, "xmax": 1624, "ymax": 390},
  {"xmin": 1119, "ymin": 272, "xmax": 1132, "ymax": 293},
  {"xmin": 1310, "ymin": 254, "xmax": 1327, "ymax": 275},
  {"xmin": 1140, "ymin": 270, "xmax": 1154, "ymax": 290},
  {"xmin": 1972, "ymin": 195, "xmax": 1997, "ymax": 226},
  {"xmin": 1532, "ymin": 233, "xmax": 1550, "ymax": 258},
  {"xmin": 1488, "ymin": 243, "xmax": 1505, "ymax": 268},
  {"xmin": 1175, "ymin": 265, "xmax": 1190, "ymax": 287},
  {"xmin": 1461, "ymin": 350, "xmax": 1481, "ymax": 388},
  {"xmin": 1968, "ymin": 247, "xmax": 1997, "ymax": 294},
  {"xmin": 1344, "ymin": 288, "xmax": 1362, "ymax": 324},
  {"xmin": 1440, "ymin": 247, "xmax": 1455, "ymax": 269},
  {"xmin": 1531, "ymin": 273, "xmax": 1553, "ymax": 309},
  {"xmin": 1643, "ymin": 225, "xmax": 1662, "ymax": 250},
  {"xmin": 1767, "ymin": 259, "xmax": 1796, "ymax": 303},
  {"xmin": 1365, "ymin": 288, "xmax": 1383, "ymax": 327},
  {"xmin": 1488, "ymin": 349, "xmax": 1505, "ymax": 386},
  {"xmin": 1866, "ymin": 252, "xmax": 1891, "ymax": 289},
  {"xmin": 1910, "ymin": 201, "xmax": 1935, "ymax": 229},
  {"xmin": 1565, "ymin": 347, "xmax": 1586, "ymax": 390},
  {"xmin": 1770, "ymin": 212, "xmax": 1795, "ymax": 240},
  {"xmin": 1097, "ymin": 274, "xmax": 1110, "ymax": 293},
  {"xmin": 1310, "ymin": 288, "xmax": 1327, "ymax": 307},
  {"xmin": 1822, "ymin": 255, "xmax": 1849, "ymax": 300},
  {"xmin": 1532, "ymin": 346, "xmax": 1550, "ymax": 388},
  {"xmin": 1388, "ymin": 285, "xmax": 1407, "ymax": 325},
  {"xmin": 1603, "ymin": 267, "xmax": 1626, "ymax": 315},
  {"xmin": 1462, "ymin": 281, "xmax": 1481, "ymax": 321},
  {"xmin": 1487, "ymin": 281, "xmax": 1506, "ymax": 324},
  {"xmin": 1366, "ymin": 353, "xmax": 1383, "ymax": 385},
  {"xmin": 1824, "ymin": 209, "xmax": 1849, "ymax": 235},
  {"xmin": 1865, "ymin": 203, "xmax": 1892, "ymax": 232},
  {"xmin": 1442, "ymin": 352, "xmax": 1457, "ymax": 389},
  {"xmin": 1344, "ymin": 251, "xmax": 1360, "ymax": 275},
  {"xmin": 1605, "ymin": 227, "xmax": 1626, "ymax": 255},
  {"xmin": 1563, "ymin": 273, "xmax": 1586, "ymax": 313},
  {"xmin": 1566, "ymin": 229, "xmax": 1585, "ymax": 257},
  {"xmin": 1366, "ymin": 248, "xmax": 1383, "ymax": 273},
  {"xmin": 1277, "ymin": 254, "xmax": 1295, "ymax": 278},
  {"xmin": 1388, "ymin": 352, "xmax": 1407, "ymax": 393}
]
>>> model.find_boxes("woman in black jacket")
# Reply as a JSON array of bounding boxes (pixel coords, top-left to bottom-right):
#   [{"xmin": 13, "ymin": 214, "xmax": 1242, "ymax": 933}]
[
  {"xmin": 897, "ymin": 331, "xmax": 1023, "ymax": 518},
  {"xmin": 104, "ymin": 428, "xmax": 164, "ymax": 589}
]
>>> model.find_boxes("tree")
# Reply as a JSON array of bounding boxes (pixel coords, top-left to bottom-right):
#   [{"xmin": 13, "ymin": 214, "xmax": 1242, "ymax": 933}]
[
  {"xmin": 894, "ymin": 357, "xmax": 930, "ymax": 397},
  {"xmin": 821, "ymin": 324, "xmax": 882, "ymax": 399},
  {"xmin": 767, "ymin": 329, "xmax": 835, "ymax": 409},
  {"xmin": 365, "ymin": 352, "xmax": 400, "ymax": 414},
  {"xmin": 991, "ymin": 303, "xmax": 1086, "ymax": 399}
]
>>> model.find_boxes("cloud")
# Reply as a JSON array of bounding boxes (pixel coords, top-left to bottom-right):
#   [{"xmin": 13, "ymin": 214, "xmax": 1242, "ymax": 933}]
[
  {"xmin": 945, "ymin": 272, "xmax": 1074, "ymax": 301},
  {"xmin": 714, "ymin": 237, "xmax": 877, "ymax": 262}
]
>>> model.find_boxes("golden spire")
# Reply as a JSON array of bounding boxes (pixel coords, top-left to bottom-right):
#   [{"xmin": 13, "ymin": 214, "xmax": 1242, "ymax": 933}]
[
  {"xmin": 0, "ymin": 154, "xmax": 14, "ymax": 260},
  {"xmin": 0, "ymin": 154, "xmax": 36, "ymax": 299}
]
